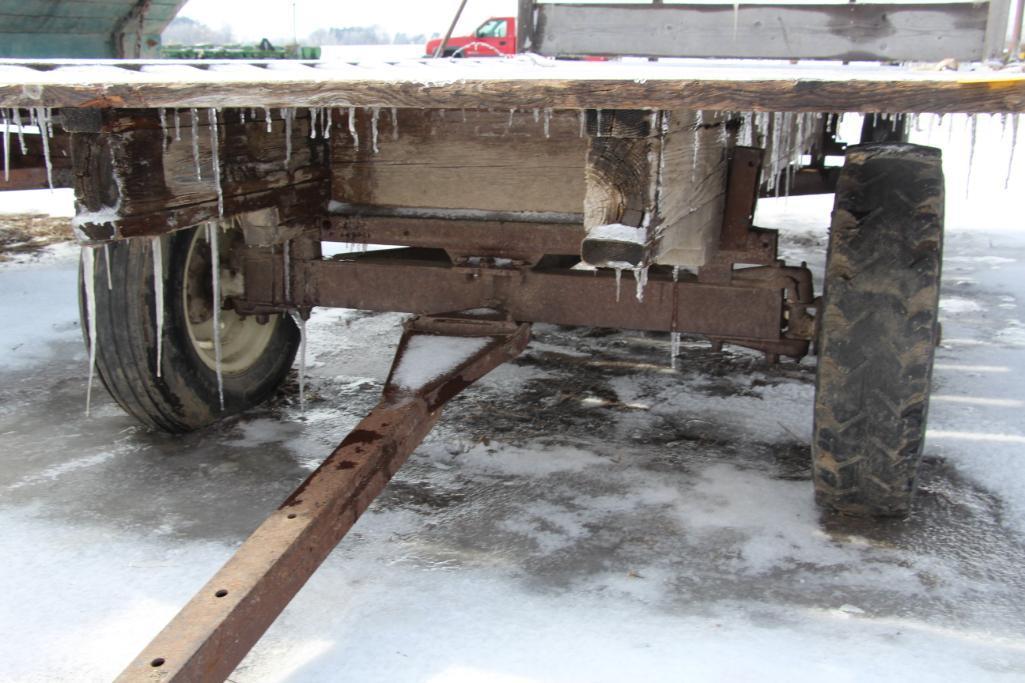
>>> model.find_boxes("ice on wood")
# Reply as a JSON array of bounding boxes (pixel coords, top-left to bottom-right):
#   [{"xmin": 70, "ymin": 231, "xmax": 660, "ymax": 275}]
[
  {"xmin": 390, "ymin": 336, "xmax": 490, "ymax": 391},
  {"xmin": 158, "ymin": 108, "xmax": 167, "ymax": 152},
  {"xmin": 309, "ymin": 107, "xmax": 318, "ymax": 139},
  {"xmin": 348, "ymin": 106, "xmax": 359, "ymax": 148},
  {"xmin": 12, "ymin": 108, "xmax": 27, "ymax": 155},
  {"xmin": 173, "ymin": 108, "xmax": 181, "ymax": 141},
  {"xmin": 207, "ymin": 223, "xmax": 224, "ymax": 410},
  {"xmin": 633, "ymin": 265, "xmax": 649, "ymax": 303},
  {"xmin": 34, "ymin": 107, "xmax": 53, "ymax": 190},
  {"xmin": 190, "ymin": 108, "xmax": 202, "ymax": 180},
  {"xmin": 208, "ymin": 109, "xmax": 224, "ymax": 216},
  {"xmin": 283, "ymin": 107, "xmax": 293, "ymax": 165},
  {"xmin": 82, "ymin": 247, "xmax": 98, "ymax": 417},
  {"xmin": 264, "ymin": 107, "xmax": 272, "ymax": 133},
  {"xmin": 670, "ymin": 331, "xmax": 681, "ymax": 370},
  {"xmin": 152, "ymin": 237, "xmax": 164, "ymax": 378},
  {"xmin": 614, "ymin": 267, "xmax": 623, "ymax": 303},
  {"xmin": 391, "ymin": 107, "xmax": 399, "ymax": 141},
  {"xmin": 543, "ymin": 108, "xmax": 551, "ymax": 138},
  {"xmin": 371, "ymin": 107, "xmax": 380, "ymax": 154},
  {"xmin": 589, "ymin": 223, "xmax": 646, "ymax": 245}
]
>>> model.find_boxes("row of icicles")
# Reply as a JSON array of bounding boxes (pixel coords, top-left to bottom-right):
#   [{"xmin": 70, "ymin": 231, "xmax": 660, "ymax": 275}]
[{"xmin": 3, "ymin": 107, "xmax": 1023, "ymax": 200}]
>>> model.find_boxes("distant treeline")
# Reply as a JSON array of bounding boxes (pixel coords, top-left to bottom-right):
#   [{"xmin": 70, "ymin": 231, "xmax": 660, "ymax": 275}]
[{"xmin": 162, "ymin": 17, "xmax": 439, "ymax": 46}]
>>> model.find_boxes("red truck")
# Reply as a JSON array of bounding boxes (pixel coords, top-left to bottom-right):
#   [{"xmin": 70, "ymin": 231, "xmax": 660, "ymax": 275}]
[{"xmin": 425, "ymin": 16, "xmax": 517, "ymax": 57}]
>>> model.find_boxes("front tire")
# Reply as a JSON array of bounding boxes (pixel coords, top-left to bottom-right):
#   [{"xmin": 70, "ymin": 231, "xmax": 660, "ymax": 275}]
[
  {"xmin": 812, "ymin": 143, "xmax": 944, "ymax": 517},
  {"xmin": 80, "ymin": 224, "xmax": 300, "ymax": 433}
]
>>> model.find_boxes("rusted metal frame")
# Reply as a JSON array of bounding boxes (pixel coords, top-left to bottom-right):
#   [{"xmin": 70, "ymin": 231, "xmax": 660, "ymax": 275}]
[
  {"xmin": 116, "ymin": 315, "xmax": 531, "ymax": 683},
  {"xmin": 239, "ymin": 249, "xmax": 788, "ymax": 343},
  {"xmin": 322, "ymin": 215, "xmax": 585, "ymax": 264}
]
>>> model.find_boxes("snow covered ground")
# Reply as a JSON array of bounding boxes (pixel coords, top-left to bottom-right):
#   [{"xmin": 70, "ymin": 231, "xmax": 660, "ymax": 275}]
[{"xmin": 1, "ymin": 119, "xmax": 1025, "ymax": 682}]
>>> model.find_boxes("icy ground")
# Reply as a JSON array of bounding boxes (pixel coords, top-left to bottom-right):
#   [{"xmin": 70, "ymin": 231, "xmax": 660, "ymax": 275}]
[{"xmin": 2, "ymin": 123, "xmax": 1025, "ymax": 681}]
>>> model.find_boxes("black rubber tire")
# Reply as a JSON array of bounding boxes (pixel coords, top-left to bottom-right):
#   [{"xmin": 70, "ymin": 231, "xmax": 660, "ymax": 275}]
[
  {"xmin": 79, "ymin": 226, "xmax": 300, "ymax": 433},
  {"xmin": 812, "ymin": 143, "xmax": 944, "ymax": 517}
]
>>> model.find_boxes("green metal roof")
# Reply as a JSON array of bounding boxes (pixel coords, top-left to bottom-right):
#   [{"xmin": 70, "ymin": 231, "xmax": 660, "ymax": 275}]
[{"xmin": 0, "ymin": 0, "xmax": 188, "ymax": 58}]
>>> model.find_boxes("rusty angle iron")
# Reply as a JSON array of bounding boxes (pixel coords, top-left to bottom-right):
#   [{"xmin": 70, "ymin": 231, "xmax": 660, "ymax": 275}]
[{"xmin": 115, "ymin": 313, "xmax": 531, "ymax": 682}]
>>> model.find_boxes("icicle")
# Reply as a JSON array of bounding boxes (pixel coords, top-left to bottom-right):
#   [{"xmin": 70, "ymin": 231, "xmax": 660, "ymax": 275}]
[
  {"xmin": 251, "ymin": 108, "xmax": 258, "ymax": 120},
  {"xmin": 1001, "ymin": 112, "xmax": 1009, "ymax": 139},
  {"xmin": 461, "ymin": 108, "xmax": 467, "ymax": 123},
  {"xmin": 309, "ymin": 107, "xmax": 319, "ymax": 139},
  {"xmin": 543, "ymin": 108, "xmax": 551, "ymax": 138},
  {"xmin": 691, "ymin": 111, "xmax": 703, "ymax": 182},
  {"xmin": 289, "ymin": 310, "xmax": 307, "ymax": 415},
  {"xmin": 2, "ymin": 109, "xmax": 9, "ymax": 183},
  {"xmin": 152, "ymin": 237, "xmax": 164, "ymax": 378},
  {"xmin": 208, "ymin": 109, "xmax": 223, "ymax": 216},
  {"xmin": 732, "ymin": 1, "xmax": 740, "ymax": 41},
  {"xmin": 173, "ymin": 109, "xmax": 181, "ymax": 141},
  {"xmin": 966, "ymin": 113, "xmax": 978, "ymax": 198},
  {"xmin": 391, "ymin": 107, "xmax": 399, "ymax": 140},
  {"xmin": 285, "ymin": 108, "xmax": 295, "ymax": 165},
  {"xmin": 103, "ymin": 243, "xmax": 112, "ymax": 290},
  {"xmin": 191, "ymin": 108, "xmax": 202, "ymax": 180},
  {"xmin": 670, "ymin": 332, "xmax": 681, "ymax": 370},
  {"xmin": 614, "ymin": 268, "xmax": 623, "ymax": 303},
  {"xmin": 633, "ymin": 265, "xmax": 649, "ymax": 303},
  {"xmin": 34, "ymin": 107, "xmax": 53, "ymax": 189},
  {"xmin": 207, "ymin": 223, "xmax": 225, "ymax": 410},
  {"xmin": 239, "ymin": 107, "xmax": 246, "ymax": 124},
  {"xmin": 264, "ymin": 107, "xmax": 273, "ymax": 133},
  {"xmin": 672, "ymin": 266, "xmax": 680, "ymax": 282},
  {"xmin": 371, "ymin": 106, "xmax": 380, "ymax": 154},
  {"xmin": 532, "ymin": 108, "xmax": 540, "ymax": 123},
  {"xmin": 596, "ymin": 109, "xmax": 602, "ymax": 137},
  {"xmin": 12, "ymin": 108, "xmax": 27, "ymax": 155},
  {"xmin": 579, "ymin": 110, "xmax": 586, "ymax": 138},
  {"xmin": 348, "ymin": 106, "xmax": 359, "ymax": 148},
  {"xmin": 508, "ymin": 108, "xmax": 516, "ymax": 131},
  {"xmin": 325, "ymin": 107, "xmax": 332, "ymax": 139},
  {"xmin": 82, "ymin": 247, "xmax": 98, "ymax": 417},
  {"xmin": 283, "ymin": 239, "xmax": 292, "ymax": 303},
  {"xmin": 1006, "ymin": 113, "xmax": 1019, "ymax": 190},
  {"xmin": 159, "ymin": 108, "xmax": 168, "ymax": 152}
]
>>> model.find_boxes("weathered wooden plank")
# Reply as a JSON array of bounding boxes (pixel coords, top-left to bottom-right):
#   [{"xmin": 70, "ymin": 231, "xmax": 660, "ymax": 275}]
[
  {"xmin": 331, "ymin": 108, "xmax": 587, "ymax": 214},
  {"xmin": 581, "ymin": 109, "xmax": 728, "ymax": 270},
  {"xmin": 70, "ymin": 108, "xmax": 331, "ymax": 241},
  {"xmin": 534, "ymin": 2, "xmax": 990, "ymax": 62},
  {"xmin": 2, "ymin": 60, "xmax": 1023, "ymax": 113},
  {"xmin": 653, "ymin": 111, "xmax": 728, "ymax": 268}
]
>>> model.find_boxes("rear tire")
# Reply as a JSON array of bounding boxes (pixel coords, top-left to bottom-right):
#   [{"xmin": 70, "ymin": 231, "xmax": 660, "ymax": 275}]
[
  {"xmin": 80, "ymin": 224, "xmax": 300, "ymax": 433},
  {"xmin": 812, "ymin": 143, "xmax": 944, "ymax": 517}
]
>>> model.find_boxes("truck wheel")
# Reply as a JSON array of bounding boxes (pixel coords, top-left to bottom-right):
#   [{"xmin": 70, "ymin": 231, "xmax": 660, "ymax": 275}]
[
  {"xmin": 80, "ymin": 224, "xmax": 300, "ymax": 433},
  {"xmin": 812, "ymin": 143, "xmax": 944, "ymax": 517}
]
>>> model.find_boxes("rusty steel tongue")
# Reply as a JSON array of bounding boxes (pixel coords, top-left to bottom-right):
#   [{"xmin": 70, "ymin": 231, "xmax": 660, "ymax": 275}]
[{"xmin": 115, "ymin": 314, "xmax": 530, "ymax": 683}]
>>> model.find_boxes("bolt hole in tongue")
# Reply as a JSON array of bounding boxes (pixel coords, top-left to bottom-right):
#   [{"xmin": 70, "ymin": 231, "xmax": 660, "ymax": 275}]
[
  {"xmin": 150, "ymin": 658, "xmax": 165, "ymax": 668},
  {"xmin": 215, "ymin": 589, "xmax": 228, "ymax": 598}
]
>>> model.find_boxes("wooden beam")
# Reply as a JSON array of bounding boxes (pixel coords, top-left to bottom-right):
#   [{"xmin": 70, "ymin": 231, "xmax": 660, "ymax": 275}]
[
  {"xmin": 69, "ymin": 108, "xmax": 330, "ymax": 241},
  {"xmin": 581, "ymin": 110, "xmax": 728, "ymax": 271},
  {"xmin": 331, "ymin": 108, "xmax": 587, "ymax": 214},
  {"xmin": 534, "ymin": 2, "xmax": 990, "ymax": 62},
  {"xmin": 2, "ymin": 61, "xmax": 1025, "ymax": 113}
]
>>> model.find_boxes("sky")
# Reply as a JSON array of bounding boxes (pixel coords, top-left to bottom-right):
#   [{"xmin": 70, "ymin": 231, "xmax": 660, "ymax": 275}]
[{"xmin": 176, "ymin": 0, "xmax": 518, "ymax": 42}]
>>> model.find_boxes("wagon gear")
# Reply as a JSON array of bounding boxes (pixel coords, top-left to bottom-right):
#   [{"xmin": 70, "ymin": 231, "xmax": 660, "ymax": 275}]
[{"xmin": 1, "ymin": 0, "xmax": 1023, "ymax": 678}]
